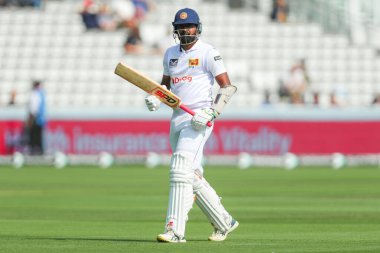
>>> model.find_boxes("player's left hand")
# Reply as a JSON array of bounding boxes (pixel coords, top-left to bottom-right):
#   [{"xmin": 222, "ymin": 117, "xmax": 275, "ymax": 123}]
[{"xmin": 191, "ymin": 108, "xmax": 215, "ymax": 131}]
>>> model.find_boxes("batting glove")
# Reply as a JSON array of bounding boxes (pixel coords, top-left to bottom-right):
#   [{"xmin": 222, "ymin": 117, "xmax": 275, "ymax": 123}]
[
  {"xmin": 191, "ymin": 108, "xmax": 216, "ymax": 131},
  {"xmin": 145, "ymin": 95, "xmax": 161, "ymax": 111}
]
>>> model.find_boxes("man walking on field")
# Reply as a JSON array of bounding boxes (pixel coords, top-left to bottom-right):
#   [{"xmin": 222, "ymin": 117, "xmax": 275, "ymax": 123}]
[{"xmin": 145, "ymin": 8, "xmax": 238, "ymax": 243}]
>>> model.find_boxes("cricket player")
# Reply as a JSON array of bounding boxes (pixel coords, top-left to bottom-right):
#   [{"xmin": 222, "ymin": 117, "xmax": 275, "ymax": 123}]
[{"xmin": 145, "ymin": 8, "xmax": 238, "ymax": 243}]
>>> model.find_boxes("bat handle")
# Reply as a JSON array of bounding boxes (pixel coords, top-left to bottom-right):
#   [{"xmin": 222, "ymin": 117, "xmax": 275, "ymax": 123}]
[{"xmin": 179, "ymin": 104, "xmax": 213, "ymax": 127}]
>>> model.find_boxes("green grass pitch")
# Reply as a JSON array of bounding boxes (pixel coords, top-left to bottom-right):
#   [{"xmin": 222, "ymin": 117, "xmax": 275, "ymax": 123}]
[{"xmin": 1, "ymin": 165, "xmax": 380, "ymax": 253}]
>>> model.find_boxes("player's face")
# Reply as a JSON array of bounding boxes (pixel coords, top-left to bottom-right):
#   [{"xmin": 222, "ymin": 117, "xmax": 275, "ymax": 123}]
[
  {"xmin": 176, "ymin": 24, "xmax": 197, "ymax": 35},
  {"xmin": 174, "ymin": 24, "xmax": 198, "ymax": 45}
]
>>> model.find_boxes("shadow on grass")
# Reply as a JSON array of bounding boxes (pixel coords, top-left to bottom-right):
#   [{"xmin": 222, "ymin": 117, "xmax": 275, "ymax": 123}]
[
  {"xmin": 26, "ymin": 237, "xmax": 155, "ymax": 243},
  {"xmin": 26, "ymin": 237, "xmax": 206, "ymax": 243}
]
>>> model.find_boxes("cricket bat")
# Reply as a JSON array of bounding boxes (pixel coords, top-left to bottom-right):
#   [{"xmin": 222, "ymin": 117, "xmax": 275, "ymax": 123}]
[{"xmin": 114, "ymin": 62, "xmax": 212, "ymax": 127}]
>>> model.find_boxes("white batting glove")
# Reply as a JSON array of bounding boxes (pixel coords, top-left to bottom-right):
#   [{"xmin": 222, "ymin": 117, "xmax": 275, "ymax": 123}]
[
  {"xmin": 191, "ymin": 108, "xmax": 215, "ymax": 131},
  {"xmin": 145, "ymin": 95, "xmax": 161, "ymax": 111}
]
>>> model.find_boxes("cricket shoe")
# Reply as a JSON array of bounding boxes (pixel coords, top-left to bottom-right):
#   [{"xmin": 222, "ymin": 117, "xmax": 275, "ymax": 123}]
[
  {"xmin": 208, "ymin": 219, "xmax": 239, "ymax": 242},
  {"xmin": 157, "ymin": 231, "xmax": 186, "ymax": 243}
]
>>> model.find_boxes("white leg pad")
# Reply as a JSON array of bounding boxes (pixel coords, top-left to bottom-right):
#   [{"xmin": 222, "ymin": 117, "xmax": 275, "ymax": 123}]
[
  {"xmin": 193, "ymin": 171, "xmax": 232, "ymax": 232},
  {"xmin": 165, "ymin": 152, "xmax": 195, "ymax": 238}
]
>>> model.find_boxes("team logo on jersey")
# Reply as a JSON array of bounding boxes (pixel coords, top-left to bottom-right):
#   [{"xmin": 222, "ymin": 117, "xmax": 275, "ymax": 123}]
[
  {"xmin": 214, "ymin": 55, "xmax": 222, "ymax": 61},
  {"xmin": 188, "ymin": 58, "xmax": 199, "ymax": 67},
  {"xmin": 169, "ymin": 59, "xmax": 178, "ymax": 67},
  {"xmin": 180, "ymin": 12, "xmax": 188, "ymax": 19}
]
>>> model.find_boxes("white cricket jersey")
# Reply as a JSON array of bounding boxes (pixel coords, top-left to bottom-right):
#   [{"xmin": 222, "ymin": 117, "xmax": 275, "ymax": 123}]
[{"xmin": 163, "ymin": 39, "xmax": 226, "ymax": 111}]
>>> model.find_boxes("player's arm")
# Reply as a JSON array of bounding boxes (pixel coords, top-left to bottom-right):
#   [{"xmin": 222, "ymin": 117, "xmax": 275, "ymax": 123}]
[
  {"xmin": 207, "ymin": 48, "xmax": 237, "ymax": 118},
  {"xmin": 161, "ymin": 75, "xmax": 171, "ymax": 90},
  {"xmin": 212, "ymin": 72, "xmax": 237, "ymax": 118},
  {"xmin": 215, "ymin": 72, "xmax": 231, "ymax": 88},
  {"xmin": 191, "ymin": 73, "xmax": 235, "ymax": 130},
  {"xmin": 191, "ymin": 50, "xmax": 236, "ymax": 130}
]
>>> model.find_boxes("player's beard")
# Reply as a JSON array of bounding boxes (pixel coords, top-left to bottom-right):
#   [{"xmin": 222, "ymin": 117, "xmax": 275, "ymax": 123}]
[
  {"xmin": 175, "ymin": 29, "xmax": 198, "ymax": 45},
  {"xmin": 179, "ymin": 34, "xmax": 198, "ymax": 45}
]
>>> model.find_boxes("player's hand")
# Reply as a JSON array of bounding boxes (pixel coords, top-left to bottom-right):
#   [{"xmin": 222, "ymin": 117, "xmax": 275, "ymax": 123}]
[
  {"xmin": 145, "ymin": 95, "xmax": 161, "ymax": 111},
  {"xmin": 191, "ymin": 108, "xmax": 215, "ymax": 131}
]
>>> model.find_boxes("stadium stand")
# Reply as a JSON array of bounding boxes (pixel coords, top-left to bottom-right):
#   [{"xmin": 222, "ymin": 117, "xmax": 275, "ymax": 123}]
[{"xmin": 0, "ymin": 0, "xmax": 379, "ymax": 108}]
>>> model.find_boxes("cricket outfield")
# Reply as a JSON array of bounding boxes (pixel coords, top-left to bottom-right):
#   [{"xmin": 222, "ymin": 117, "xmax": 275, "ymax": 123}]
[{"xmin": 0, "ymin": 166, "xmax": 379, "ymax": 253}]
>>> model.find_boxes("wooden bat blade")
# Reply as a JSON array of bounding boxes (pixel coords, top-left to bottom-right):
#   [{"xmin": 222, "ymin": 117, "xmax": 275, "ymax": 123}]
[
  {"xmin": 114, "ymin": 62, "xmax": 181, "ymax": 108},
  {"xmin": 115, "ymin": 62, "xmax": 213, "ymax": 127}
]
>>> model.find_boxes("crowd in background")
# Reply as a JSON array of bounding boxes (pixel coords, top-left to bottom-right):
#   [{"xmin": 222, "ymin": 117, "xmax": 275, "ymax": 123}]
[
  {"xmin": 1, "ymin": 90, "xmax": 17, "ymax": 107},
  {"xmin": 0, "ymin": 0, "xmax": 379, "ymax": 158},
  {"xmin": 79, "ymin": 0, "xmax": 153, "ymax": 54},
  {"xmin": 0, "ymin": 0, "xmax": 379, "ymax": 109},
  {"xmin": 0, "ymin": 0, "xmax": 42, "ymax": 8},
  {"xmin": 277, "ymin": 59, "xmax": 309, "ymax": 105},
  {"xmin": 267, "ymin": 0, "xmax": 380, "ymax": 107},
  {"xmin": 270, "ymin": 0, "xmax": 289, "ymax": 23}
]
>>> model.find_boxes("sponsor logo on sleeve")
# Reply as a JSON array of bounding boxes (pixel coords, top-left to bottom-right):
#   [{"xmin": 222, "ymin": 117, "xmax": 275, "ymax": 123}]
[
  {"xmin": 169, "ymin": 59, "xmax": 178, "ymax": 67},
  {"xmin": 188, "ymin": 58, "xmax": 199, "ymax": 67},
  {"xmin": 214, "ymin": 55, "xmax": 222, "ymax": 61}
]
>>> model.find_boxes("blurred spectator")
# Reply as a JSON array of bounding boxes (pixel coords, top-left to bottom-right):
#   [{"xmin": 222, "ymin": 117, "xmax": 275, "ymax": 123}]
[
  {"xmin": 132, "ymin": 0, "xmax": 151, "ymax": 21},
  {"xmin": 112, "ymin": 0, "xmax": 136, "ymax": 22},
  {"xmin": 279, "ymin": 59, "xmax": 309, "ymax": 104},
  {"xmin": 372, "ymin": 94, "xmax": 380, "ymax": 106},
  {"xmin": 111, "ymin": 0, "xmax": 141, "ymax": 53},
  {"xmin": 125, "ymin": 0, "xmax": 148, "ymax": 53},
  {"xmin": 330, "ymin": 85, "xmax": 348, "ymax": 107},
  {"xmin": 262, "ymin": 89, "xmax": 271, "ymax": 105},
  {"xmin": 80, "ymin": 0, "xmax": 100, "ymax": 30},
  {"xmin": 270, "ymin": 0, "xmax": 289, "ymax": 23},
  {"xmin": 329, "ymin": 92, "xmax": 339, "ymax": 107},
  {"xmin": 33, "ymin": 0, "xmax": 41, "ymax": 8},
  {"xmin": 78, "ymin": 0, "xmax": 153, "ymax": 53},
  {"xmin": 312, "ymin": 92, "xmax": 320, "ymax": 106},
  {"xmin": 124, "ymin": 31, "xmax": 143, "ymax": 53},
  {"xmin": 80, "ymin": 1, "xmax": 120, "ymax": 31},
  {"xmin": 227, "ymin": 0, "xmax": 245, "ymax": 9},
  {"xmin": 97, "ymin": 3, "xmax": 118, "ymax": 31},
  {"xmin": 28, "ymin": 0, "xmax": 41, "ymax": 8},
  {"xmin": 7, "ymin": 90, "xmax": 17, "ymax": 106},
  {"xmin": 112, "ymin": 0, "xmax": 153, "ymax": 54},
  {"xmin": 0, "ymin": 0, "xmax": 42, "ymax": 8},
  {"xmin": 27, "ymin": 80, "xmax": 46, "ymax": 155}
]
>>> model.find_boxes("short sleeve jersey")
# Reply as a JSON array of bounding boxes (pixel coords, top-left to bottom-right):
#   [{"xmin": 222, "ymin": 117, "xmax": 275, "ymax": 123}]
[{"xmin": 163, "ymin": 39, "xmax": 226, "ymax": 110}]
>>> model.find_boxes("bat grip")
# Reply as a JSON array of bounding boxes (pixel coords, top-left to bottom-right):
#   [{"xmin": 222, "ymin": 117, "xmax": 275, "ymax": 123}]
[{"xmin": 179, "ymin": 104, "xmax": 213, "ymax": 127}]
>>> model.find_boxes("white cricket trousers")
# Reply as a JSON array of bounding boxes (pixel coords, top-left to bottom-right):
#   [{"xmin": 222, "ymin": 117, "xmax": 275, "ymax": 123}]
[{"xmin": 163, "ymin": 109, "xmax": 233, "ymax": 238}]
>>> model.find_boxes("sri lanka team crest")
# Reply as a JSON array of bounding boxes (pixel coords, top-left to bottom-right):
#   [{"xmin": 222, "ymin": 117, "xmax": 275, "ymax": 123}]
[
  {"xmin": 180, "ymin": 12, "xmax": 188, "ymax": 19},
  {"xmin": 189, "ymin": 58, "xmax": 199, "ymax": 67}
]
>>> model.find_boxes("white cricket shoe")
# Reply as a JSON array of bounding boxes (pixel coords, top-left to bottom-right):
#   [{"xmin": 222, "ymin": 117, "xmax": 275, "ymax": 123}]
[
  {"xmin": 157, "ymin": 231, "xmax": 186, "ymax": 243},
  {"xmin": 208, "ymin": 219, "xmax": 239, "ymax": 242}
]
